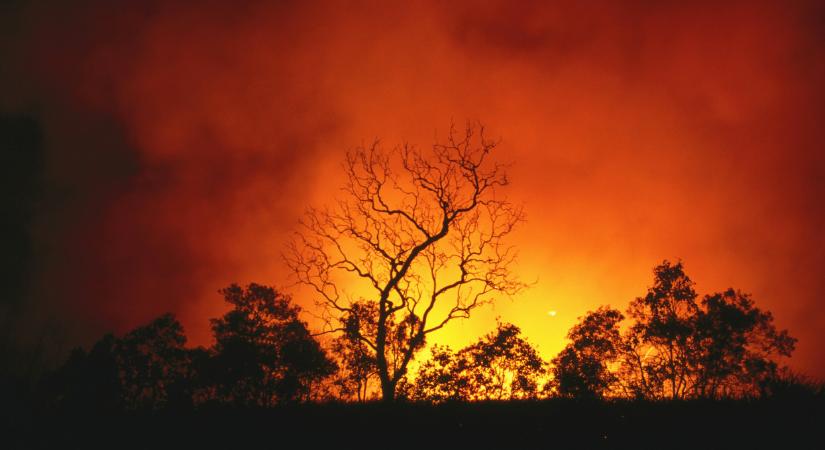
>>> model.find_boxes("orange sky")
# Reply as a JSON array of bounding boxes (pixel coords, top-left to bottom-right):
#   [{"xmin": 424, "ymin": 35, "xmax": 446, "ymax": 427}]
[{"xmin": 2, "ymin": 0, "xmax": 824, "ymax": 377}]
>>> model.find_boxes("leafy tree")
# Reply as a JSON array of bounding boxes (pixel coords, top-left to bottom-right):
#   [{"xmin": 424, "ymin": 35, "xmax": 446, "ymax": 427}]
[
  {"xmin": 409, "ymin": 322, "xmax": 545, "ymax": 402},
  {"xmin": 330, "ymin": 333, "xmax": 378, "ymax": 401},
  {"xmin": 39, "ymin": 334, "xmax": 121, "ymax": 412},
  {"xmin": 329, "ymin": 302, "xmax": 383, "ymax": 401},
  {"xmin": 623, "ymin": 260, "xmax": 700, "ymax": 399},
  {"xmin": 208, "ymin": 283, "xmax": 337, "ymax": 406},
  {"xmin": 756, "ymin": 367, "xmax": 824, "ymax": 399},
  {"xmin": 616, "ymin": 261, "xmax": 796, "ymax": 399},
  {"xmin": 549, "ymin": 307, "xmax": 623, "ymax": 399},
  {"xmin": 41, "ymin": 314, "xmax": 201, "ymax": 411},
  {"xmin": 462, "ymin": 322, "xmax": 546, "ymax": 400},
  {"xmin": 116, "ymin": 313, "xmax": 192, "ymax": 409},
  {"xmin": 404, "ymin": 344, "xmax": 469, "ymax": 402},
  {"xmin": 288, "ymin": 123, "xmax": 525, "ymax": 401},
  {"xmin": 550, "ymin": 261, "xmax": 797, "ymax": 400},
  {"xmin": 332, "ymin": 300, "xmax": 424, "ymax": 401},
  {"xmin": 691, "ymin": 289, "xmax": 796, "ymax": 398}
]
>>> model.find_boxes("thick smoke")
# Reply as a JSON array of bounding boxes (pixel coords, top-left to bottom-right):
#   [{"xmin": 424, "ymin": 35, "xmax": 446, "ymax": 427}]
[{"xmin": 2, "ymin": 0, "xmax": 824, "ymax": 376}]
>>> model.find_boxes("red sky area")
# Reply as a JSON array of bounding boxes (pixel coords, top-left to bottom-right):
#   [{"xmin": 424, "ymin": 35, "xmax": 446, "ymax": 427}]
[{"xmin": 2, "ymin": 0, "xmax": 824, "ymax": 376}]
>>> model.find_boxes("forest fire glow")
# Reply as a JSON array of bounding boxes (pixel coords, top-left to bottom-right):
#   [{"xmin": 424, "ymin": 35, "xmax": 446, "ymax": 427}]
[{"xmin": 2, "ymin": 0, "xmax": 824, "ymax": 385}]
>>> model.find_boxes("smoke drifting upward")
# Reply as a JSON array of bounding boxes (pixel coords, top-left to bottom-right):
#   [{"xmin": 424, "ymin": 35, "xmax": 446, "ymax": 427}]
[{"xmin": 2, "ymin": 1, "xmax": 825, "ymax": 376}]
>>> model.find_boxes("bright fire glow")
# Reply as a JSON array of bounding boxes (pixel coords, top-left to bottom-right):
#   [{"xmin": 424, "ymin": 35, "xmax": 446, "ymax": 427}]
[{"xmin": 5, "ymin": 1, "xmax": 823, "ymax": 378}]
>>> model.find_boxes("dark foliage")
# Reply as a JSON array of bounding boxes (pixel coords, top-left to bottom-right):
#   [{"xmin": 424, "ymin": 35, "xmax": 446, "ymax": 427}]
[
  {"xmin": 330, "ymin": 326, "xmax": 379, "ymax": 401},
  {"xmin": 407, "ymin": 322, "xmax": 545, "ymax": 401},
  {"xmin": 39, "ymin": 315, "xmax": 197, "ymax": 412},
  {"xmin": 287, "ymin": 123, "xmax": 525, "ymax": 401},
  {"xmin": 552, "ymin": 260, "xmax": 797, "ymax": 400},
  {"xmin": 549, "ymin": 307, "xmax": 624, "ymax": 399},
  {"xmin": 116, "ymin": 314, "xmax": 194, "ymax": 409},
  {"xmin": 34, "ymin": 284, "xmax": 336, "ymax": 413},
  {"xmin": 206, "ymin": 283, "xmax": 337, "ymax": 405},
  {"xmin": 39, "ymin": 334, "xmax": 122, "ymax": 413}
]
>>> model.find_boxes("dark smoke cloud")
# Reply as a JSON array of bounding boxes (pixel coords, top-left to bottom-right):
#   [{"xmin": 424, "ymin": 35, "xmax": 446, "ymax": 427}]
[{"xmin": 1, "ymin": 0, "xmax": 344, "ymax": 347}]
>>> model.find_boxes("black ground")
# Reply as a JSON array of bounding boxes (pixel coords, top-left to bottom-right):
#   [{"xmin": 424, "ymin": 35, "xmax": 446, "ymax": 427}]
[{"xmin": 5, "ymin": 397, "xmax": 824, "ymax": 449}]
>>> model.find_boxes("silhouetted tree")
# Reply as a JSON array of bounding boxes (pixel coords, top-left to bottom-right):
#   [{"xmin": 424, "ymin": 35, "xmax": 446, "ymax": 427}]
[
  {"xmin": 757, "ymin": 367, "xmax": 825, "ymax": 399},
  {"xmin": 331, "ymin": 299, "xmax": 424, "ymax": 401},
  {"xmin": 40, "ymin": 314, "xmax": 202, "ymax": 411},
  {"xmin": 463, "ymin": 322, "xmax": 546, "ymax": 400},
  {"xmin": 549, "ymin": 307, "xmax": 624, "ymax": 399},
  {"xmin": 618, "ymin": 261, "xmax": 797, "ymax": 399},
  {"xmin": 551, "ymin": 260, "xmax": 800, "ymax": 400},
  {"xmin": 402, "ymin": 345, "xmax": 468, "ymax": 402},
  {"xmin": 174, "ymin": 346, "xmax": 211, "ymax": 408},
  {"xmin": 330, "ymin": 334, "xmax": 377, "ymax": 401},
  {"xmin": 691, "ymin": 289, "xmax": 796, "ymax": 398},
  {"xmin": 620, "ymin": 260, "xmax": 700, "ymax": 399},
  {"xmin": 409, "ymin": 322, "xmax": 545, "ymax": 402},
  {"xmin": 287, "ymin": 123, "xmax": 525, "ymax": 401},
  {"xmin": 40, "ymin": 334, "xmax": 121, "ymax": 412},
  {"xmin": 208, "ymin": 283, "xmax": 336, "ymax": 406},
  {"xmin": 330, "ymin": 303, "xmax": 381, "ymax": 401},
  {"xmin": 116, "ymin": 314, "xmax": 192, "ymax": 409}
]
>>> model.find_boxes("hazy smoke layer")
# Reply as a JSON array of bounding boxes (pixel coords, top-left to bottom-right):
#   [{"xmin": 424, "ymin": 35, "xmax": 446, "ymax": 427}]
[{"xmin": 2, "ymin": 0, "xmax": 824, "ymax": 376}]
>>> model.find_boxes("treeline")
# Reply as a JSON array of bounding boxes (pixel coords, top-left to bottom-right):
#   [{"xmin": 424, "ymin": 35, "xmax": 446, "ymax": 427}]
[{"xmin": 27, "ymin": 261, "xmax": 823, "ymax": 411}]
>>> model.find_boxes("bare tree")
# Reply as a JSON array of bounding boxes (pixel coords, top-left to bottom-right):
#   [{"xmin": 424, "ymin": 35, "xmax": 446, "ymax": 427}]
[{"xmin": 287, "ymin": 123, "xmax": 525, "ymax": 401}]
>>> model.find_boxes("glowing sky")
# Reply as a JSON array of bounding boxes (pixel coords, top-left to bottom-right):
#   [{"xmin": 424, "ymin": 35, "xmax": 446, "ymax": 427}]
[{"xmin": 2, "ymin": 0, "xmax": 824, "ymax": 377}]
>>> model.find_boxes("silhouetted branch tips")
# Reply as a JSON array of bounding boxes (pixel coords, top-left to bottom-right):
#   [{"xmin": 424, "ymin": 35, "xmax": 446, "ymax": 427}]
[
  {"xmin": 549, "ymin": 306, "xmax": 624, "ymax": 399},
  {"xmin": 286, "ymin": 121, "xmax": 525, "ymax": 401},
  {"xmin": 18, "ymin": 116, "xmax": 811, "ymax": 414},
  {"xmin": 208, "ymin": 283, "xmax": 337, "ymax": 406},
  {"xmin": 406, "ymin": 322, "xmax": 545, "ymax": 402},
  {"xmin": 549, "ymin": 260, "xmax": 798, "ymax": 400}
]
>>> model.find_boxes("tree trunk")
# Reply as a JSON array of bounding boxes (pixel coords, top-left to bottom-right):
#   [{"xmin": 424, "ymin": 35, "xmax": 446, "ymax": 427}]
[{"xmin": 381, "ymin": 378, "xmax": 396, "ymax": 402}]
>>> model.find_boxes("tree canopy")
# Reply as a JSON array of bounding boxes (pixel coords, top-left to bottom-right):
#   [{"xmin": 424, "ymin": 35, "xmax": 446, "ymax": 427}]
[
  {"xmin": 549, "ymin": 307, "xmax": 624, "ymax": 399},
  {"xmin": 36, "ymin": 261, "xmax": 806, "ymax": 409},
  {"xmin": 407, "ymin": 322, "xmax": 545, "ymax": 402},
  {"xmin": 207, "ymin": 283, "xmax": 337, "ymax": 405},
  {"xmin": 555, "ymin": 261, "xmax": 797, "ymax": 400},
  {"xmin": 287, "ymin": 123, "xmax": 525, "ymax": 401}
]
